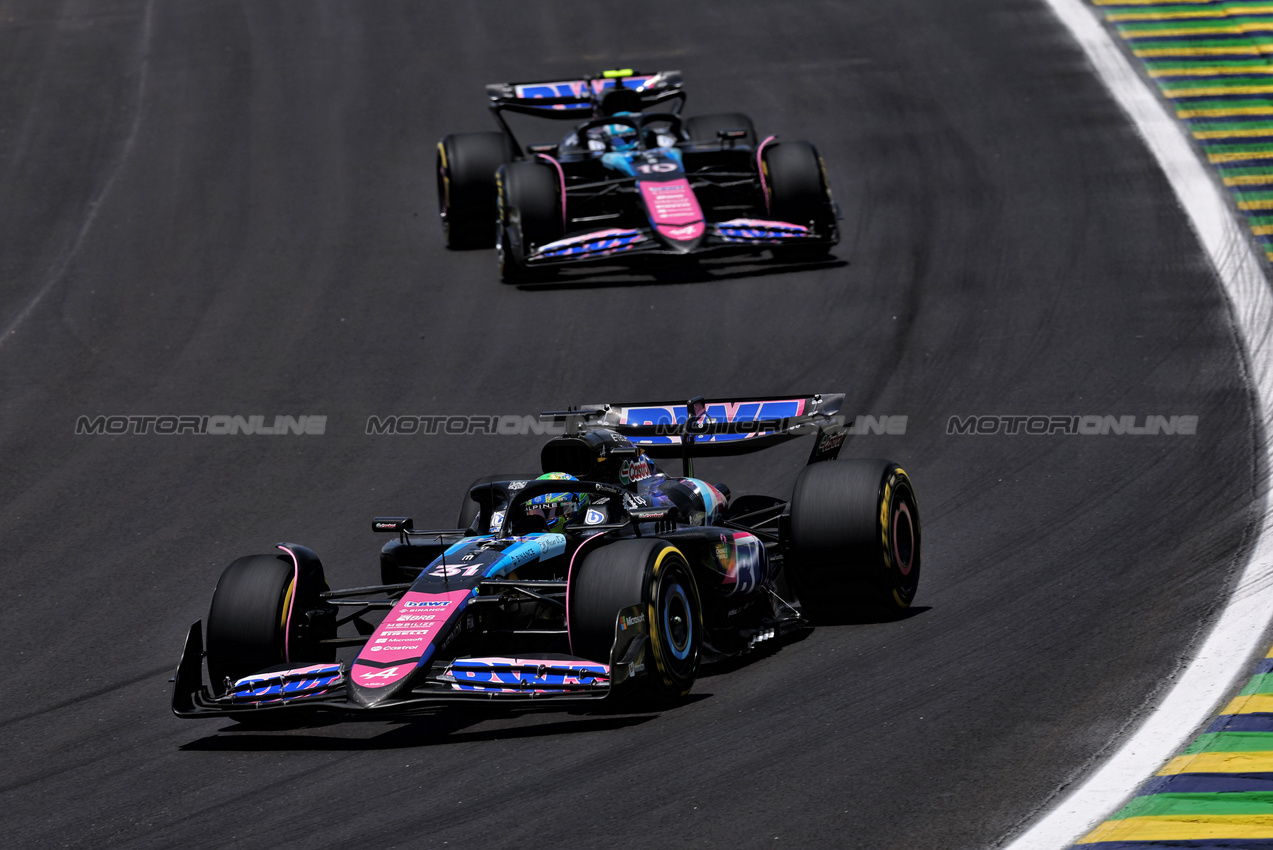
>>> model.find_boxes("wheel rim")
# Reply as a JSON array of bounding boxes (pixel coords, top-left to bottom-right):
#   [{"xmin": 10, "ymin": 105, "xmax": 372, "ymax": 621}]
[
  {"xmin": 663, "ymin": 580, "xmax": 693, "ymax": 662},
  {"xmin": 893, "ymin": 500, "xmax": 915, "ymax": 577}
]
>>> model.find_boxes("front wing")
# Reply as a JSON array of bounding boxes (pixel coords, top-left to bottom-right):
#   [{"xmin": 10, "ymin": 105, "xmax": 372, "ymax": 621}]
[
  {"xmin": 172, "ymin": 605, "xmax": 651, "ymax": 719},
  {"xmin": 524, "ymin": 217, "xmax": 837, "ymax": 268}
]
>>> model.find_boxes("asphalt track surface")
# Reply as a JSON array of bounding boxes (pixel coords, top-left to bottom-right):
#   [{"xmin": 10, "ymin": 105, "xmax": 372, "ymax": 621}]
[{"xmin": 0, "ymin": 1, "xmax": 1265, "ymax": 848}]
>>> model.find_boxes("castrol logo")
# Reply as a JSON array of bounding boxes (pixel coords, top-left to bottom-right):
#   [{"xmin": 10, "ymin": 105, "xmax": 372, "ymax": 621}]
[{"xmin": 620, "ymin": 457, "xmax": 653, "ymax": 485}]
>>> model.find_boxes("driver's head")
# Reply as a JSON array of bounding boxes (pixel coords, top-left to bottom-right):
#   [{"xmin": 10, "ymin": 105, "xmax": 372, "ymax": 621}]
[
  {"xmin": 525, "ymin": 472, "xmax": 589, "ymax": 533},
  {"xmin": 602, "ymin": 114, "xmax": 639, "ymax": 152}
]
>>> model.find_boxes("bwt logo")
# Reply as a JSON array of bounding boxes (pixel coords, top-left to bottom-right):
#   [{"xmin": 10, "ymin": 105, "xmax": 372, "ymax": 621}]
[
  {"xmin": 947, "ymin": 415, "xmax": 1198, "ymax": 436},
  {"xmin": 76, "ymin": 415, "xmax": 326, "ymax": 436},
  {"xmin": 619, "ymin": 405, "xmax": 908, "ymax": 443},
  {"xmin": 514, "ymin": 76, "xmax": 655, "ymax": 102},
  {"xmin": 623, "ymin": 400, "xmax": 805, "ymax": 444},
  {"xmin": 623, "ymin": 400, "xmax": 806, "ymax": 427},
  {"xmin": 448, "ymin": 661, "xmax": 608, "ymax": 686},
  {"xmin": 540, "ymin": 233, "xmax": 644, "ymax": 258}
]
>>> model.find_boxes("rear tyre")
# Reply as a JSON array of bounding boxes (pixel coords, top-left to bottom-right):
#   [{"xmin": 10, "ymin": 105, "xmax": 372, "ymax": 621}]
[
  {"xmin": 205, "ymin": 551, "xmax": 335, "ymax": 695},
  {"xmin": 684, "ymin": 112, "xmax": 757, "ymax": 148},
  {"xmin": 762, "ymin": 140, "xmax": 836, "ymax": 261},
  {"xmin": 568, "ymin": 539, "xmax": 702, "ymax": 700},
  {"xmin": 437, "ymin": 132, "xmax": 517, "ymax": 249},
  {"xmin": 497, "ymin": 160, "xmax": 563, "ymax": 283},
  {"xmin": 786, "ymin": 460, "xmax": 920, "ymax": 621}
]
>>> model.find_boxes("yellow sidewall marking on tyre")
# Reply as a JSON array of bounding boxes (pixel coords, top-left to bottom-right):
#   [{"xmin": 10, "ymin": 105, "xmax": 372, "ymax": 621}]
[
  {"xmin": 879, "ymin": 478, "xmax": 894, "ymax": 572},
  {"xmin": 881, "ymin": 468, "xmax": 916, "ymax": 609},
  {"xmin": 437, "ymin": 142, "xmax": 450, "ymax": 210},
  {"xmin": 278, "ymin": 578, "xmax": 295, "ymax": 663},
  {"xmin": 646, "ymin": 546, "xmax": 698, "ymax": 693}
]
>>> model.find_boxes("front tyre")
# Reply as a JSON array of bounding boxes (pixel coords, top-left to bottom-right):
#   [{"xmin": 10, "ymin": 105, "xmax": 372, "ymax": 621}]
[
  {"xmin": 568, "ymin": 539, "xmax": 702, "ymax": 700},
  {"xmin": 497, "ymin": 160, "xmax": 563, "ymax": 283},
  {"xmin": 437, "ymin": 132, "xmax": 517, "ymax": 249},
  {"xmin": 205, "ymin": 549, "xmax": 335, "ymax": 695},
  {"xmin": 762, "ymin": 140, "xmax": 837, "ymax": 261},
  {"xmin": 786, "ymin": 460, "xmax": 920, "ymax": 620}
]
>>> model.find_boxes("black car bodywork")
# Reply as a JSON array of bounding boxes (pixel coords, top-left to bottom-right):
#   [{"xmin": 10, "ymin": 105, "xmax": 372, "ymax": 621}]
[
  {"xmin": 436, "ymin": 70, "xmax": 841, "ymax": 280},
  {"xmin": 172, "ymin": 394, "xmax": 919, "ymax": 719}
]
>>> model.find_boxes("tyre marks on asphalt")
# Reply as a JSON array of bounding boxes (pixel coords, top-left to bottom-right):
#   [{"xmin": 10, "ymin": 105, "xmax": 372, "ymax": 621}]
[
  {"xmin": 1074, "ymin": 4, "xmax": 1273, "ymax": 844},
  {"xmin": 1006, "ymin": 1, "xmax": 1273, "ymax": 846},
  {"xmin": 1076, "ymin": 645, "xmax": 1273, "ymax": 845},
  {"xmin": 0, "ymin": 0, "xmax": 156, "ymax": 350},
  {"xmin": 1052, "ymin": 4, "xmax": 1273, "ymax": 845},
  {"xmin": 1096, "ymin": 0, "xmax": 1273, "ymax": 262}
]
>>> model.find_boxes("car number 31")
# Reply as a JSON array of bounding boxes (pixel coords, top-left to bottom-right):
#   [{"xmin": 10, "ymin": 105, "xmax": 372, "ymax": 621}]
[{"xmin": 429, "ymin": 564, "xmax": 483, "ymax": 578}]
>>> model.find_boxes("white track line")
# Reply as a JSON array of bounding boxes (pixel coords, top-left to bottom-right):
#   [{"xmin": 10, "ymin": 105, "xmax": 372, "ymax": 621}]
[{"xmin": 1003, "ymin": 1, "xmax": 1273, "ymax": 848}]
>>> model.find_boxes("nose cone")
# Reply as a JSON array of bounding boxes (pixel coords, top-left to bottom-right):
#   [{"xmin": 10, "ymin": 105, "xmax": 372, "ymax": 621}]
[
  {"xmin": 346, "ymin": 587, "xmax": 471, "ymax": 707},
  {"xmin": 348, "ymin": 666, "xmax": 411, "ymax": 707},
  {"xmin": 655, "ymin": 221, "xmax": 706, "ymax": 252},
  {"xmin": 640, "ymin": 179, "xmax": 705, "ymax": 253}
]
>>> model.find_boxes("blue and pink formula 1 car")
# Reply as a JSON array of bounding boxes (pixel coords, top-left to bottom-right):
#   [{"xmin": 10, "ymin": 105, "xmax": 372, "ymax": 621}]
[
  {"xmin": 435, "ymin": 70, "xmax": 841, "ymax": 281},
  {"xmin": 172, "ymin": 395, "xmax": 919, "ymax": 720}
]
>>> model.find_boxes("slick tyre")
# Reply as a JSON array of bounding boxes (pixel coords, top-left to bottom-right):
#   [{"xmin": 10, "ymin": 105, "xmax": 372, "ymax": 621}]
[
  {"xmin": 437, "ymin": 132, "xmax": 517, "ymax": 249},
  {"xmin": 205, "ymin": 550, "xmax": 335, "ymax": 695},
  {"xmin": 568, "ymin": 539, "xmax": 702, "ymax": 700},
  {"xmin": 786, "ymin": 460, "xmax": 920, "ymax": 620},
  {"xmin": 497, "ymin": 160, "xmax": 562, "ymax": 283},
  {"xmin": 684, "ymin": 112, "xmax": 757, "ymax": 148},
  {"xmin": 762, "ymin": 140, "xmax": 836, "ymax": 261}
]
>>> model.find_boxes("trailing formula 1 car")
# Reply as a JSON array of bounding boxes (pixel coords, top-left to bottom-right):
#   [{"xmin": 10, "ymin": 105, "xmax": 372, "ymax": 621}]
[
  {"xmin": 436, "ymin": 69, "xmax": 840, "ymax": 281},
  {"xmin": 172, "ymin": 394, "xmax": 918, "ymax": 720}
]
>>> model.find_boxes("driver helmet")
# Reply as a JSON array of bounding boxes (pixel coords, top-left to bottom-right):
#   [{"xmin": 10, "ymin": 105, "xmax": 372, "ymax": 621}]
[
  {"xmin": 601, "ymin": 113, "xmax": 639, "ymax": 152},
  {"xmin": 526, "ymin": 472, "xmax": 590, "ymax": 533}
]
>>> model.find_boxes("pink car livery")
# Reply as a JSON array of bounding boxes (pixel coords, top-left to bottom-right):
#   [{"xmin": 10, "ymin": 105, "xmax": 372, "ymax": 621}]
[
  {"xmin": 173, "ymin": 393, "xmax": 922, "ymax": 723},
  {"xmin": 435, "ymin": 69, "xmax": 840, "ymax": 282}
]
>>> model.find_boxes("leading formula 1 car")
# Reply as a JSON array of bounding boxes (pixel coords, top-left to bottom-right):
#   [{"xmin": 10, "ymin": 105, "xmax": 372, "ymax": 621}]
[
  {"xmin": 436, "ymin": 69, "xmax": 840, "ymax": 281},
  {"xmin": 172, "ymin": 394, "xmax": 918, "ymax": 720}
]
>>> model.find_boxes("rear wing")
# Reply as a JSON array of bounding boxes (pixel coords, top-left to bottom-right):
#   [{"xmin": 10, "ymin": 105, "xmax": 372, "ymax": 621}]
[
  {"xmin": 485, "ymin": 69, "xmax": 686, "ymax": 120},
  {"xmin": 542, "ymin": 394, "xmax": 850, "ymax": 474}
]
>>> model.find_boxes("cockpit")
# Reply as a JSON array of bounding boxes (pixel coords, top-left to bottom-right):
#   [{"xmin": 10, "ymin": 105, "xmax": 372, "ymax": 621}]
[{"xmin": 558, "ymin": 113, "xmax": 686, "ymax": 156}]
